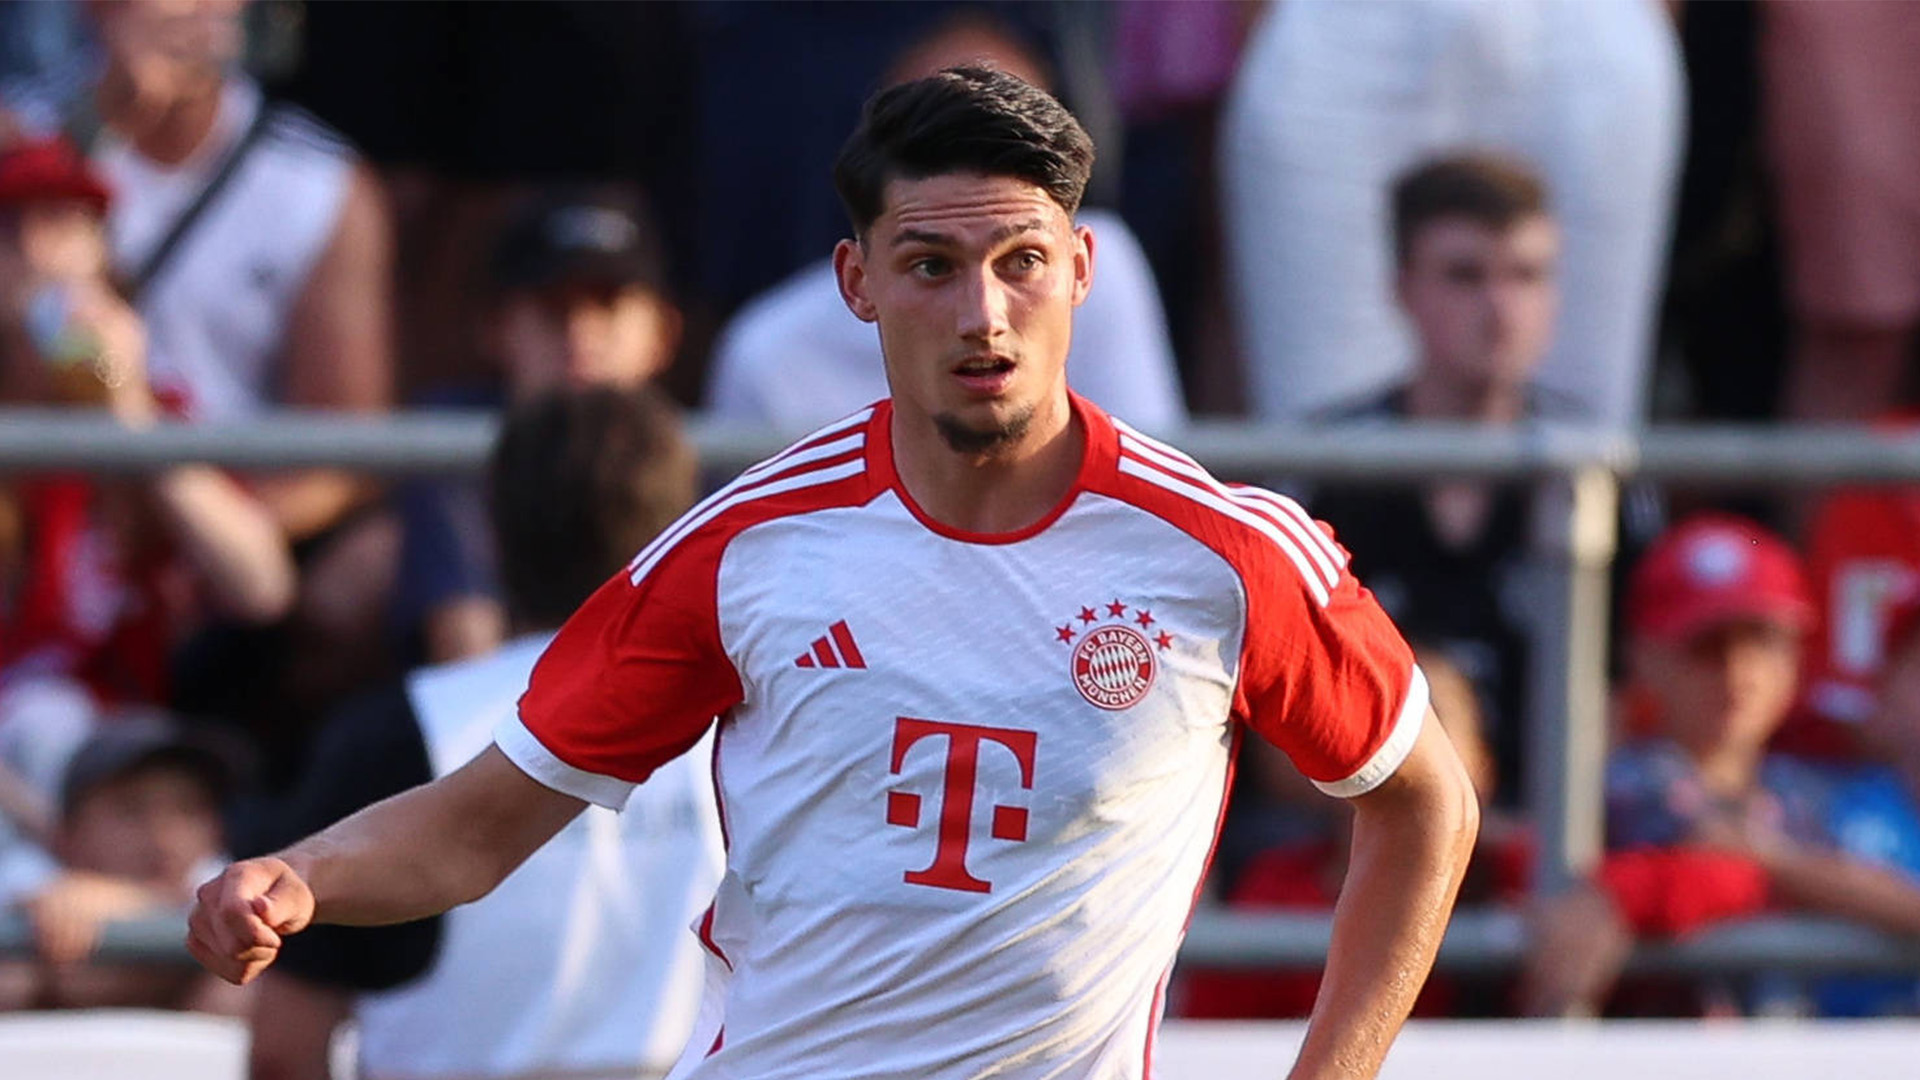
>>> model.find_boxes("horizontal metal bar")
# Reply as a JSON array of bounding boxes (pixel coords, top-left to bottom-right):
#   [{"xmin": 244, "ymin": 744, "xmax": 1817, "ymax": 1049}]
[
  {"xmin": 6, "ymin": 409, "xmax": 1920, "ymax": 485},
  {"xmin": 10, "ymin": 909, "xmax": 1917, "ymax": 979}
]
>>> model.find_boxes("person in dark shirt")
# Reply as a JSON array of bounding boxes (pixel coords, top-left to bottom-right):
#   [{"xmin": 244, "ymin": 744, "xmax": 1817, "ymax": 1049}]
[{"xmin": 1309, "ymin": 153, "xmax": 1661, "ymax": 805}]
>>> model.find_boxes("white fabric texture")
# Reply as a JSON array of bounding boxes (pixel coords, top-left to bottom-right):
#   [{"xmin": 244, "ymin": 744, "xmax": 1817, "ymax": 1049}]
[
  {"xmin": 355, "ymin": 635, "xmax": 723, "ymax": 1079},
  {"xmin": 1220, "ymin": 0, "xmax": 1684, "ymax": 426},
  {"xmin": 705, "ymin": 209, "xmax": 1188, "ymax": 435}
]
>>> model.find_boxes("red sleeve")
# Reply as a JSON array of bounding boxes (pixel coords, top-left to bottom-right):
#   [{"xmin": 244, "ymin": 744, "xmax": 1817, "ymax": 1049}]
[
  {"xmin": 1233, "ymin": 504, "xmax": 1424, "ymax": 797},
  {"xmin": 1596, "ymin": 849, "xmax": 1771, "ymax": 937},
  {"xmin": 498, "ymin": 528, "xmax": 743, "ymax": 809}
]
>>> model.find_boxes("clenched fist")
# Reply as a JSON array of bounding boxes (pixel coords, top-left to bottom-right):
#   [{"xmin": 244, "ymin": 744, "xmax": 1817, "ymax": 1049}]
[{"xmin": 185, "ymin": 857, "xmax": 316, "ymax": 985}]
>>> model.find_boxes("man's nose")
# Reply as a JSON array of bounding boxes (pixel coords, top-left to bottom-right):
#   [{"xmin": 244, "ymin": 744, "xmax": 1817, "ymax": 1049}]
[{"xmin": 956, "ymin": 269, "xmax": 1011, "ymax": 341}]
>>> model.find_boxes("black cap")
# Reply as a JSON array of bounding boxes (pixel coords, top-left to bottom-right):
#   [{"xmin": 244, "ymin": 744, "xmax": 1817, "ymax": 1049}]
[
  {"xmin": 490, "ymin": 195, "xmax": 668, "ymax": 294},
  {"xmin": 59, "ymin": 711, "xmax": 238, "ymax": 816}
]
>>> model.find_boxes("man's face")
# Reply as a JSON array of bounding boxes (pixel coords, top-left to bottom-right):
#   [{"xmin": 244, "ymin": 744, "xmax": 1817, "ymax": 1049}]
[
  {"xmin": 94, "ymin": 0, "xmax": 245, "ymax": 102},
  {"xmin": 835, "ymin": 172, "xmax": 1091, "ymax": 456},
  {"xmin": 496, "ymin": 281, "xmax": 679, "ymax": 400},
  {"xmin": 1636, "ymin": 619, "xmax": 1803, "ymax": 757},
  {"xmin": 59, "ymin": 764, "xmax": 222, "ymax": 888},
  {"xmin": 1398, "ymin": 214, "xmax": 1559, "ymax": 392}
]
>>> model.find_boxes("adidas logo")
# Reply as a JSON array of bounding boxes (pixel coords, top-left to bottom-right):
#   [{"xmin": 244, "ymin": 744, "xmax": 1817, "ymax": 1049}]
[{"xmin": 795, "ymin": 620, "xmax": 867, "ymax": 669}]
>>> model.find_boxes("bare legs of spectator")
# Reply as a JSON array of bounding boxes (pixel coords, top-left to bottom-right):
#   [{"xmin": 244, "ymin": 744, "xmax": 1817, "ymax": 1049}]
[{"xmin": 1783, "ymin": 321, "xmax": 1915, "ymax": 423}]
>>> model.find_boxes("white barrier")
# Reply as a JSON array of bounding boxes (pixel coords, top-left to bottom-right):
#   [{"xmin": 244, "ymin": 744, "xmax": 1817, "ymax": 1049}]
[{"xmin": 3, "ymin": 1012, "xmax": 1918, "ymax": 1080}]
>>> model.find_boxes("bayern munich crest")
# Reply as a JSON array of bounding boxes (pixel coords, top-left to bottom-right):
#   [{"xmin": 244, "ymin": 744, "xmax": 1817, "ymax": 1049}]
[{"xmin": 1055, "ymin": 599, "xmax": 1173, "ymax": 710}]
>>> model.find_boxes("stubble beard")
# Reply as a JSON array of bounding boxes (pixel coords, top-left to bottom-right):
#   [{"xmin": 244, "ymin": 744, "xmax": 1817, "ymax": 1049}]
[{"xmin": 933, "ymin": 401, "xmax": 1037, "ymax": 457}]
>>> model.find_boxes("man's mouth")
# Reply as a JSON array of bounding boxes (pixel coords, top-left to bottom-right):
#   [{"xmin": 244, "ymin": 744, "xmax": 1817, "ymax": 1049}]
[{"xmin": 952, "ymin": 354, "xmax": 1016, "ymax": 394}]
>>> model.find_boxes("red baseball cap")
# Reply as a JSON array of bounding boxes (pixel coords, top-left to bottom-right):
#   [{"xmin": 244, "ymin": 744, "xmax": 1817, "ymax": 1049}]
[
  {"xmin": 0, "ymin": 138, "xmax": 111, "ymax": 212},
  {"xmin": 1627, "ymin": 513, "xmax": 1814, "ymax": 642}
]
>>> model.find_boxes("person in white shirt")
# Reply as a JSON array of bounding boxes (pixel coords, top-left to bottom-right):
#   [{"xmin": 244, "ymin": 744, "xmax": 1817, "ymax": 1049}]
[
  {"xmin": 245, "ymin": 387, "xmax": 721, "ymax": 1080},
  {"xmin": 189, "ymin": 68, "xmax": 1477, "ymax": 1080}
]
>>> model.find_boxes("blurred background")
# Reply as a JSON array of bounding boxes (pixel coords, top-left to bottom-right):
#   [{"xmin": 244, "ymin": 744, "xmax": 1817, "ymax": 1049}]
[{"xmin": 1, "ymin": 0, "xmax": 1920, "ymax": 1075}]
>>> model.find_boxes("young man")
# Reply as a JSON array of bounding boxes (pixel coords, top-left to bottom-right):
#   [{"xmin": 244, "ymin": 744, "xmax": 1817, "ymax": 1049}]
[
  {"xmin": 189, "ymin": 69, "xmax": 1477, "ymax": 1079},
  {"xmin": 246, "ymin": 387, "xmax": 720, "ymax": 1080}
]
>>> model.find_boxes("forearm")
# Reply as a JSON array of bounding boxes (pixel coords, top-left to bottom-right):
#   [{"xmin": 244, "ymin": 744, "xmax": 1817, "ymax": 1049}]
[
  {"xmin": 250, "ymin": 470, "xmax": 380, "ymax": 543},
  {"xmin": 1291, "ymin": 774, "xmax": 1477, "ymax": 1077},
  {"xmin": 276, "ymin": 745, "xmax": 584, "ymax": 927},
  {"xmin": 1763, "ymin": 846, "xmax": 1920, "ymax": 937},
  {"xmin": 150, "ymin": 466, "xmax": 296, "ymax": 622}
]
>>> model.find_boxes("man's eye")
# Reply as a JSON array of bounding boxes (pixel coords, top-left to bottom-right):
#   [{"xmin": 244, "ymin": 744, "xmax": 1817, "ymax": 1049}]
[
  {"xmin": 912, "ymin": 258, "xmax": 949, "ymax": 278},
  {"xmin": 1011, "ymin": 252, "xmax": 1043, "ymax": 271}
]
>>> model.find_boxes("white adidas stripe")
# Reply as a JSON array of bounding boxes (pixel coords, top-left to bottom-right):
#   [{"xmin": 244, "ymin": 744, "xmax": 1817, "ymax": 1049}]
[
  {"xmin": 1117, "ymin": 455, "xmax": 1331, "ymax": 607},
  {"xmin": 1117, "ymin": 433, "xmax": 1340, "ymax": 594},
  {"xmin": 626, "ymin": 409, "xmax": 872, "ymax": 575},
  {"xmin": 1111, "ymin": 420, "xmax": 1348, "ymax": 584},
  {"xmin": 1231, "ymin": 486, "xmax": 1347, "ymax": 571},
  {"xmin": 629, "ymin": 457, "xmax": 867, "ymax": 585}
]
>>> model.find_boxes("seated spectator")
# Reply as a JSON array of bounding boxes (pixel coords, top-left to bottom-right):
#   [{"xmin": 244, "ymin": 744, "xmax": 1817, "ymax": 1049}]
[
  {"xmin": 0, "ymin": 710, "xmax": 247, "ymax": 1013},
  {"xmin": 393, "ymin": 190, "xmax": 682, "ymax": 663},
  {"xmin": 0, "ymin": 137, "xmax": 295, "ymax": 714},
  {"xmin": 1308, "ymin": 153, "xmax": 1662, "ymax": 804},
  {"xmin": 1522, "ymin": 514, "xmax": 1920, "ymax": 1017},
  {"xmin": 704, "ymin": 11, "xmax": 1187, "ymax": 435},
  {"xmin": 1177, "ymin": 647, "xmax": 1529, "ymax": 1019},
  {"xmin": 245, "ymin": 387, "xmax": 722, "ymax": 1080}
]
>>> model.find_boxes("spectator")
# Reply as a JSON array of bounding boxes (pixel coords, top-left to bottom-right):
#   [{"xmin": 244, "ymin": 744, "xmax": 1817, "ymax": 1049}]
[
  {"xmin": 1306, "ymin": 154, "xmax": 1662, "ymax": 804},
  {"xmin": 0, "ymin": 710, "xmax": 247, "ymax": 1013},
  {"xmin": 0, "ymin": 136, "xmax": 295, "ymax": 713},
  {"xmin": 1762, "ymin": 1, "xmax": 1920, "ymax": 423},
  {"xmin": 245, "ymin": 387, "xmax": 722, "ymax": 1080},
  {"xmin": 1221, "ymin": 0, "xmax": 1682, "ymax": 426},
  {"xmin": 1522, "ymin": 515, "xmax": 1920, "ymax": 1017},
  {"xmin": 705, "ymin": 10, "xmax": 1187, "ymax": 435},
  {"xmin": 394, "ymin": 190, "xmax": 683, "ymax": 664}
]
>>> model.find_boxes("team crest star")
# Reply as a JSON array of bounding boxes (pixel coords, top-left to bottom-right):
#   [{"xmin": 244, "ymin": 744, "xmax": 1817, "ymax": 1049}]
[
  {"xmin": 1154, "ymin": 630, "xmax": 1173, "ymax": 651},
  {"xmin": 1056, "ymin": 624, "xmax": 1075, "ymax": 644},
  {"xmin": 1134, "ymin": 609, "xmax": 1154, "ymax": 628},
  {"xmin": 1106, "ymin": 599, "xmax": 1128, "ymax": 618},
  {"xmin": 1078, "ymin": 606, "xmax": 1098, "ymax": 624}
]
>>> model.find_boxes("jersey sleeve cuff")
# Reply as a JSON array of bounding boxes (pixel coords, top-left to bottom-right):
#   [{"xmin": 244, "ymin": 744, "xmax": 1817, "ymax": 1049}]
[
  {"xmin": 494, "ymin": 713, "xmax": 637, "ymax": 811},
  {"xmin": 1312, "ymin": 664, "xmax": 1429, "ymax": 799}
]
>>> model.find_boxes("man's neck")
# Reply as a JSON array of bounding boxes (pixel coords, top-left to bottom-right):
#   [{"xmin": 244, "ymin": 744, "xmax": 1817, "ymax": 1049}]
[
  {"xmin": 1684, "ymin": 738, "xmax": 1763, "ymax": 798},
  {"xmin": 1405, "ymin": 365, "xmax": 1530, "ymax": 424},
  {"xmin": 96, "ymin": 69, "xmax": 226, "ymax": 167},
  {"xmin": 890, "ymin": 393, "xmax": 1082, "ymax": 535}
]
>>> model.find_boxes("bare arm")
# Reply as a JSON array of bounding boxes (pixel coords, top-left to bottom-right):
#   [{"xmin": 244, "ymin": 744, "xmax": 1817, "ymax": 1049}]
[
  {"xmin": 252, "ymin": 165, "xmax": 395, "ymax": 541},
  {"xmin": 1761, "ymin": 845, "xmax": 1920, "ymax": 937},
  {"xmin": 1290, "ymin": 711, "xmax": 1478, "ymax": 1080},
  {"xmin": 188, "ymin": 745, "xmax": 584, "ymax": 984}
]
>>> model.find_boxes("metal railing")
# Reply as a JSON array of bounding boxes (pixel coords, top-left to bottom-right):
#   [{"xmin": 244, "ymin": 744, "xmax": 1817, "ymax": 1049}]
[{"xmin": 6, "ymin": 409, "xmax": 1920, "ymax": 976}]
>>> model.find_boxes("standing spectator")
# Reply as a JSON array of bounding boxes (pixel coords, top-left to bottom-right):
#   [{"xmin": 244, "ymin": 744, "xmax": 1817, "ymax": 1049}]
[
  {"xmin": 393, "ymin": 190, "xmax": 683, "ymax": 664},
  {"xmin": 1221, "ymin": 0, "xmax": 1682, "ymax": 426},
  {"xmin": 0, "ymin": 710, "xmax": 246, "ymax": 1013},
  {"xmin": 1523, "ymin": 515, "xmax": 1920, "ymax": 1017},
  {"xmin": 0, "ymin": 136, "xmax": 295, "ymax": 711},
  {"xmin": 245, "ymin": 388, "xmax": 722, "ymax": 1080},
  {"xmin": 706, "ymin": 10, "xmax": 1187, "ymax": 435},
  {"xmin": 1763, "ymin": 1, "xmax": 1920, "ymax": 423}
]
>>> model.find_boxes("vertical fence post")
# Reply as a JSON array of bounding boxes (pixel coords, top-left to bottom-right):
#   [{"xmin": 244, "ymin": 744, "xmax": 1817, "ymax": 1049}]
[{"xmin": 1526, "ymin": 465, "xmax": 1619, "ymax": 893}]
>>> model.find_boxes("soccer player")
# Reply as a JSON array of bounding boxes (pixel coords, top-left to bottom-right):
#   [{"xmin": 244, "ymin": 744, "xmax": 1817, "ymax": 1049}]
[{"xmin": 188, "ymin": 68, "xmax": 1478, "ymax": 1079}]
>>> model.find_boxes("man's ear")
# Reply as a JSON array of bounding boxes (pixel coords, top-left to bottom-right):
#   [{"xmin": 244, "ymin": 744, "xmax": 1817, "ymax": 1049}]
[
  {"xmin": 1070, "ymin": 224, "xmax": 1094, "ymax": 307},
  {"xmin": 834, "ymin": 238, "xmax": 878, "ymax": 323}
]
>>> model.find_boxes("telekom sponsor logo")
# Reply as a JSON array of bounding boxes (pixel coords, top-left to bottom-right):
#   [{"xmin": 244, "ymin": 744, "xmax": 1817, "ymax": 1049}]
[{"xmin": 885, "ymin": 718, "xmax": 1037, "ymax": 894}]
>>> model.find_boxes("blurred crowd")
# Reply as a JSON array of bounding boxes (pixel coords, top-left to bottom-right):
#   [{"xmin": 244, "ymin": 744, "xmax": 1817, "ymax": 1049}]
[{"xmin": 0, "ymin": 0, "xmax": 1918, "ymax": 1056}]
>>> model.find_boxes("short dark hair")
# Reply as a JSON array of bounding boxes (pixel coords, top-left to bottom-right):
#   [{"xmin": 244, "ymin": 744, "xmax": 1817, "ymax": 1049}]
[
  {"xmin": 832, "ymin": 65, "xmax": 1094, "ymax": 237},
  {"xmin": 488, "ymin": 386, "xmax": 698, "ymax": 628},
  {"xmin": 1391, "ymin": 153, "xmax": 1550, "ymax": 266}
]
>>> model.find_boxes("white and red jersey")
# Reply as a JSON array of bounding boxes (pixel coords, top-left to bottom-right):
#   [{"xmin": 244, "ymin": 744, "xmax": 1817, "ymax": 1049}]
[{"xmin": 497, "ymin": 395, "xmax": 1426, "ymax": 1080}]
